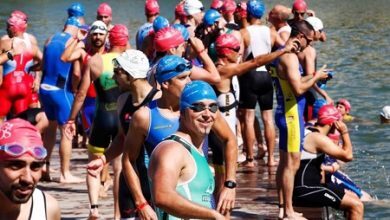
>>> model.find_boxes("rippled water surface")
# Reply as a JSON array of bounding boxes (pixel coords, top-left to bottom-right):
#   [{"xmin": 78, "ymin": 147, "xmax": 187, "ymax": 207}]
[{"xmin": 0, "ymin": 0, "xmax": 389, "ymax": 218}]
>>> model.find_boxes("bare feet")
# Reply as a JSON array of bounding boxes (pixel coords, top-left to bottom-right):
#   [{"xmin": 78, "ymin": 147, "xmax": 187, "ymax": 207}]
[
  {"xmin": 59, "ymin": 174, "xmax": 84, "ymax": 184},
  {"xmin": 240, "ymin": 159, "xmax": 255, "ymax": 168},
  {"xmin": 88, "ymin": 208, "xmax": 99, "ymax": 220},
  {"xmin": 267, "ymin": 157, "xmax": 278, "ymax": 167}
]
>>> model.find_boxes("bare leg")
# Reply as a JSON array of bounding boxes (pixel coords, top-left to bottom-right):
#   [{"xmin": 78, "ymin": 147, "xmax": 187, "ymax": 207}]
[
  {"xmin": 283, "ymin": 152, "xmax": 303, "ymax": 219},
  {"xmin": 112, "ymin": 154, "xmax": 122, "ymax": 220},
  {"xmin": 339, "ymin": 190, "xmax": 364, "ymax": 220},
  {"xmin": 239, "ymin": 108, "xmax": 256, "ymax": 167},
  {"xmin": 261, "ymin": 110, "xmax": 277, "ymax": 166},
  {"xmin": 59, "ymin": 125, "xmax": 84, "ymax": 183},
  {"xmin": 254, "ymin": 116, "xmax": 266, "ymax": 159},
  {"xmin": 42, "ymin": 120, "xmax": 58, "ymax": 181},
  {"xmin": 87, "ymin": 151, "xmax": 101, "ymax": 219},
  {"xmin": 277, "ymin": 151, "xmax": 286, "ymax": 219}
]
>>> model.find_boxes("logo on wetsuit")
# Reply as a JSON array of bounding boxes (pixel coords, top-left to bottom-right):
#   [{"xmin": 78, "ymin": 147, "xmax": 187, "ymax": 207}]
[{"xmin": 324, "ymin": 192, "xmax": 336, "ymax": 202}]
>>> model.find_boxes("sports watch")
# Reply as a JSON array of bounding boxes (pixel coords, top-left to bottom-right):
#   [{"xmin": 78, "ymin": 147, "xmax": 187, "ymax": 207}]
[{"xmin": 224, "ymin": 180, "xmax": 237, "ymax": 189}]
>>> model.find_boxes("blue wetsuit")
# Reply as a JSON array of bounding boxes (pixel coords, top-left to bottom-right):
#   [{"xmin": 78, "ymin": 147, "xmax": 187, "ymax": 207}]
[{"xmin": 40, "ymin": 32, "xmax": 74, "ymax": 125}]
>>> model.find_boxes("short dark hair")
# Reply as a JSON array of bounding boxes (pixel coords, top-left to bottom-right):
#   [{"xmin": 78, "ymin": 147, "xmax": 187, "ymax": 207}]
[{"xmin": 290, "ymin": 20, "xmax": 314, "ymax": 37}]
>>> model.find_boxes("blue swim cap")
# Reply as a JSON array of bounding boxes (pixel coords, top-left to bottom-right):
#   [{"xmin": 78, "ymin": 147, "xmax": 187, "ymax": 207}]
[
  {"xmin": 153, "ymin": 16, "xmax": 169, "ymax": 33},
  {"xmin": 156, "ymin": 55, "xmax": 192, "ymax": 84},
  {"xmin": 313, "ymin": 99, "xmax": 327, "ymax": 119},
  {"xmin": 247, "ymin": 0, "xmax": 265, "ymax": 19},
  {"xmin": 180, "ymin": 80, "xmax": 217, "ymax": 111},
  {"xmin": 172, "ymin": 24, "xmax": 190, "ymax": 41},
  {"xmin": 65, "ymin": 16, "xmax": 81, "ymax": 28},
  {"xmin": 203, "ymin": 9, "xmax": 221, "ymax": 26},
  {"xmin": 67, "ymin": 2, "xmax": 85, "ymax": 17}
]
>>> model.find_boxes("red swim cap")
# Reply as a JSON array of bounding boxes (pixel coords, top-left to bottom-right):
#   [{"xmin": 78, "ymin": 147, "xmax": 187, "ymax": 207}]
[
  {"xmin": 154, "ymin": 27, "xmax": 184, "ymax": 52},
  {"xmin": 215, "ymin": 34, "xmax": 240, "ymax": 57},
  {"xmin": 337, "ymin": 98, "xmax": 351, "ymax": 113},
  {"xmin": 210, "ymin": 0, "xmax": 224, "ymax": 10},
  {"xmin": 145, "ymin": 0, "xmax": 160, "ymax": 15},
  {"xmin": 328, "ymin": 132, "xmax": 340, "ymax": 142},
  {"xmin": 292, "ymin": 0, "xmax": 307, "ymax": 12},
  {"xmin": 97, "ymin": 3, "xmax": 112, "ymax": 16},
  {"xmin": 175, "ymin": 1, "xmax": 187, "ymax": 21},
  {"xmin": 109, "ymin": 24, "xmax": 129, "ymax": 46},
  {"xmin": 235, "ymin": 1, "xmax": 247, "ymax": 18},
  {"xmin": 0, "ymin": 119, "xmax": 43, "ymax": 160},
  {"xmin": 317, "ymin": 104, "xmax": 342, "ymax": 125},
  {"xmin": 7, "ymin": 14, "xmax": 27, "ymax": 33},
  {"xmin": 222, "ymin": 0, "xmax": 237, "ymax": 14}
]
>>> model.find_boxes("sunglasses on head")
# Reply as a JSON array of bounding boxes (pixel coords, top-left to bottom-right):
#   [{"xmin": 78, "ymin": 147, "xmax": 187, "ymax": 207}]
[
  {"xmin": 189, "ymin": 102, "xmax": 219, "ymax": 113},
  {"xmin": 160, "ymin": 62, "xmax": 192, "ymax": 75},
  {"xmin": 0, "ymin": 144, "xmax": 47, "ymax": 160}
]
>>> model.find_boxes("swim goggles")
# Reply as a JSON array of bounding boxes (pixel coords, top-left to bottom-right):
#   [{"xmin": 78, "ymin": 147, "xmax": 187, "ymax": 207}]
[
  {"xmin": 189, "ymin": 102, "xmax": 219, "ymax": 113},
  {"xmin": 159, "ymin": 61, "xmax": 193, "ymax": 76},
  {"xmin": 0, "ymin": 144, "xmax": 47, "ymax": 160}
]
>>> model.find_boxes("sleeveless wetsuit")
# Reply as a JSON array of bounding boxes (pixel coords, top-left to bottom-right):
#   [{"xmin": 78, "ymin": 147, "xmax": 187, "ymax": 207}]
[
  {"xmin": 80, "ymin": 53, "xmax": 97, "ymax": 133},
  {"xmin": 269, "ymin": 55, "xmax": 306, "ymax": 152},
  {"xmin": 209, "ymin": 84, "xmax": 238, "ymax": 167},
  {"xmin": 239, "ymin": 25, "xmax": 273, "ymax": 110},
  {"xmin": 87, "ymin": 53, "xmax": 121, "ymax": 154},
  {"xmin": 154, "ymin": 134, "xmax": 215, "ymax": 220},
  {"xmin": 40, "ymin": 32, "xmax": 74, "ymax": 125},
  {"xmin": 29, "ymin": 188, "xmax": 47, "ymax": 220},
  {"xmin": 0, "ymin": 38, "xmax": 34, "ymax": 116},
  {"xmin": 293, "ymin": 128, "xmax": 345, "ymax": 208},
  {"xmin": 118, "ymin": 93, "xmax": 177, "ymax": 219}
]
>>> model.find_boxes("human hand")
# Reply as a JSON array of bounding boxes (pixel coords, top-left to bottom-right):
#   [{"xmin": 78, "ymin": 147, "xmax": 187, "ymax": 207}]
[
  {"xmin": 306, "ymin": 9, "xmax": 316, "ymax": 17},
  {"xmin": 325, "ymin": 96, "xmax": 334, "ymax": 105},
  {"xmin": 63, "ymin": 121, "xmax": 76, "ymax": 140},
  {"xmin": 189, "ymin": 37, "xmax": 206, "ymax": 55},
  {"xmin": 316, "ymin": 64, "xmax": 329, "ymax": 80},
  {"xmin": 138, "ymin": 204, "xmax": 158, "ymax": 220},
  {"xmin": 87, "ymin": 156, "xmax": 105, "ymax": 177},
  {"xmin": 334, "ymin": 120, "xmax": 348, "ymax": 134},
  {"xmin": 217, "ymin": 187, "xmax": 236, "ymax": 216},
  {"xmin": 285, "ymin": 39, "xmax": 300, "ymax": 53}
]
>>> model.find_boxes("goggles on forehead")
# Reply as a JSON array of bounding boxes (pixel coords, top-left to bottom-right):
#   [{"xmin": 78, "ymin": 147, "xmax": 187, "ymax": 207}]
[
  {"xmin": 160, "ymin": 62, "xmax": 193, "ymax": 76},
  {"xmin": 189, "ymin": 102, "xmax": 219, "ymax": 113},
  {"xmin": 90, "ymin": 24, "xmax": 107, "ymax": 32},
  {"xmin": 0, "ymin": 144, "xmax": 47, "ymax": 160}
]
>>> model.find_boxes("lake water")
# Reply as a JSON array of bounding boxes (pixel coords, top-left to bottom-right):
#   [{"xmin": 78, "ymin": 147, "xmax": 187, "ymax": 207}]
[{"xmin": 0, "ymin": 0, "xmax": 389, "ymax": 218}]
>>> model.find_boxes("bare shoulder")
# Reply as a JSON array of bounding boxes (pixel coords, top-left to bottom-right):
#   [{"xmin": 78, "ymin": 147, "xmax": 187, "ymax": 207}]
[
  {"xmin": 43, "ymin": 192, "xmax": 61, "ymax": 220},
  {"xmin": 88, "ymin": 53, "xmax": 103, "ymax": 76},
  {"xmin": 151, "ymin": 139, "xmax": 187, "ymax": 161}
]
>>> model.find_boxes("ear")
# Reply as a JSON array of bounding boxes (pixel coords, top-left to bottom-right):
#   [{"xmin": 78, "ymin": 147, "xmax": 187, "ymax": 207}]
[{"xmin": 160, "ymin": 80, "xmax": 170, "ymax": 90}]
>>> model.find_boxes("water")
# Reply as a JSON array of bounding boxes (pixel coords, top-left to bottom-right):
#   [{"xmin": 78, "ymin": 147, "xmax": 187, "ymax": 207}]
[{"xmin": 1, "ymin": 0, "xmax": 389, "ymax": 218}]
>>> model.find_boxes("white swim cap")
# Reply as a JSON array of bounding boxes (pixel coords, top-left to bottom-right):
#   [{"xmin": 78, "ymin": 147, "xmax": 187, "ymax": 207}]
[
  {"xmin": 305, "ymin": 16, "xmax": 323, "ymax": 32},
  {"xmin": 184, "ymin": 0, "xmax": 204, "ymax": 15},
  {"xmin": 113, "ymin": 49, "xmax": 150, "ymax": 79},
  {"xmin": 381, "ymin": 106, "xmax": 390, "ymax": 119},
  {"xmin": 90, "ymin": 20, "xmax": 108, "ymax": 34}
]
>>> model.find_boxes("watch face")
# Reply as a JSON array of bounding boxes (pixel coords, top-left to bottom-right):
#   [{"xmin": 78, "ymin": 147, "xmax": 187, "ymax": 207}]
[{"xmin": 225, "ymin": 180, "xmax": 237, "ymax": 188}]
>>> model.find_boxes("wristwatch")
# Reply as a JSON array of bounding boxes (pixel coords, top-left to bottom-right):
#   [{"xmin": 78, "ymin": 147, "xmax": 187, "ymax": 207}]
[
  {"xmin": 6, "ymin": 50, "xmax": 14, "ymax": 61},
  {"xmin": 224, "ymin": 180, "xmax": 237, "ymax": 189}
]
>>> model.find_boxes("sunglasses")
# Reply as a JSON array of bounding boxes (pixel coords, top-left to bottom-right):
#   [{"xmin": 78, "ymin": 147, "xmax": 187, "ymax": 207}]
[
  {"xmin": 294, "ymin": 11, "xmax": 305, "ymax": 17},
  {"xmin": 189, "ymin": 103, "xmax": 219, "ymax": 113},
  {"xmin": 0, "ymin": 144, "xmax": 47, "ymax": 160},
  {"xmin": 159, "ymin": 62, "xmax": 192, "ymax": 76},
  {"xmin": 228, "ymin": 46, "xmax": 240, "ymax": 53}
]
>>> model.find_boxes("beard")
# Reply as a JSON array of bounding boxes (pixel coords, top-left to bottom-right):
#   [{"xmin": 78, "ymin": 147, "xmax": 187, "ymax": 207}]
[
  {"xmin": 92, "ymin": 39, "xmax": 104, "ymax": 48},
  {"xmin": 1, "ymin": 182, "xmax": 35, "ymax": 204}
]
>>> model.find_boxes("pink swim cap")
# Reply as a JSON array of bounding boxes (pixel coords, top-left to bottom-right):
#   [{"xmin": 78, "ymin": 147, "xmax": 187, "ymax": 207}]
[
  {"xmin": 97, "ymin": 3, "xmax": 112, "ymax": 16},
  {"xmin": 215, "ymin": 34, "xmax": 240, "ymax": 56},
  {"xmin": 210, "ymin": 0, "xmax": 223, "ymax": 10},
  {"xmin": 328, "ymin": 132, "xmax": 340, "ymax": 142},
  {"xmin": 109, "ymin": 24, "xmax": 129, "ymax": 46},
  {"xmin": 154, "ymin": 27, "xmax": 184, "ymax": 52},
  {"xmin": 222, "ymin": 0, "xmax": 237, "ymax": 14},
  {"xmin": 145, "ymin": 0, "xmax": 160, "ymax": 15},
  {"xmin": 7, "ymin": 14, "xmax": 27, "ymax": 33},
  {"xmin": 337, "ymin": 98, "xmax": 351, "ymax": 113},
  {"xmin": 0, "ymin": 119, "xmax": 43, "ymax": 160},
  {"xmin": 292, "ymin": 0, "xmax": 307, "ymax": 12},
  {"xmin": 10, "ymin": 10, "xmax": 28, "ymax": 22},
  {"xmin": 175, "ymin": 1, "xmax": 187, "ymax": 21},
  {"xmin": 317, "ymin": 104, "xmax": 342, "ymax": 125}
]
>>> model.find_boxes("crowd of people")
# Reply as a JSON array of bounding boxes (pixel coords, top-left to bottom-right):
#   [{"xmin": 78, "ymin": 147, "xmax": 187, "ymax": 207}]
[{"xmin": 1, "ymin": 0, "xmax": 384, "ymax": 219}]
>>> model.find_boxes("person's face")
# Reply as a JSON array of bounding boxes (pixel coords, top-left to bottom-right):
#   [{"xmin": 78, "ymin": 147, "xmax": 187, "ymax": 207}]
[
  {"xmin": 164, "ymin": 71, "xmax": 191, "ymax": 99},
  {"xmin": 293, "ymin": 10, "xmax": 306, "ymax": 21},
  {"xmin": 336, "ymin": 104, "xmax": 347, "ymax": 116},
  {"xmin": 91, "ymin": 32, "xmax": 107, "ymax": 48},
  {"xmin": 113, "ymin": 67, "xmax": 131, "ymax": 90},
  {"xmin": 0, "ymin": 155, "xmax": 44, "ymax": 204},
  {"xmin": 298, "ymin": 30, "xmax": 314, "ymax": 49},
  {"xmin": 193, "ymin": 11, "xmax": 205, "ymax": 25},
  {"xmin": 171, "ymin": 43, "xmax": 186, "ymax": 57},
  {"xmin": 97, "ymin": 14, "xmax": 112, "ymax": 26},
  {"xmin": 183, "ymin": 100, "xmax": 218, "ymax": 135},
  {"xmin": 225, "ymin": 46, "xmax": 241, "ymax": 63}
]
